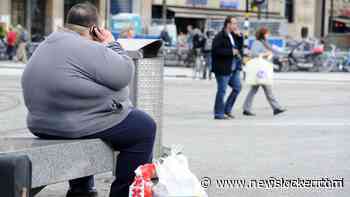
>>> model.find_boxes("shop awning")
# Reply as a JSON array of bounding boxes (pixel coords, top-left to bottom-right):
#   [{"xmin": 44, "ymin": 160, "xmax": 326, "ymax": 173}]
[{"xmin": 167, "ymin": 6, "xmax": 283, "ymax": 19}]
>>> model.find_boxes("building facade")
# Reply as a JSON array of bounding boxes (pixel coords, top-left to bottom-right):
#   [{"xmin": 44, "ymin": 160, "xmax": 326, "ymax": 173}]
[
  {"xmin": 286, "ymin": 0, "xmax": 350, "ymax": 38},
  {"xmin": 0, "ymin": 0, "xmax": 107, "ymax": 41},
  {"xmin": 0, "ymin": 0, "xmax": 348, "ymax": 40},
  {"xmin": 151, "ymin": 0, "xmax": 286, "ymax": 33},
  {"xmin": 150, "ymin": 0, "xmax": 350, "ymax": 38}
]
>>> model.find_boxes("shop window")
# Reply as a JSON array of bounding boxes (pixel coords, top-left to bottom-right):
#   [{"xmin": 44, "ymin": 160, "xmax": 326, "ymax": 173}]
[{"xmin": 11, "ymin": 0, "xmax": 27, "ymax": 27}]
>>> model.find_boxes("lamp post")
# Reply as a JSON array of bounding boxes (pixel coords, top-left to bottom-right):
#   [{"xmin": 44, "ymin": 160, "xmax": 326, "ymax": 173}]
[
  {"xmin": 246, "ymin": 0, "xmax": 249, "ymax": 13},
  {"xmin": 26, "ymin": 0, "xmax": 32, "ymax": 40},
  {"xmin": 265, "ymin": 0, "xmax": 269, "ymax": 19},
  {"xmin": 330, "ymin": 0, "xmax": 334, "ymax": 33},
  {"xmin": 321, "ymin": 0, "xmax": 326, "ymax": 37},
  {"xmin": 106, "ymin": 0, "xmax": 111, "ymax": 29},
  {"xmin": 162, "ymin": 0, "xmax": 167, "ymax": 26}
]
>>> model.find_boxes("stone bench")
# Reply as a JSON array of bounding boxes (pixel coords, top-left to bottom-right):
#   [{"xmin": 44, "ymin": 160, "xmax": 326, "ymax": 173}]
[{"xmin": 0, "ymin": 137, "xmax": 116, "ymax": 196}]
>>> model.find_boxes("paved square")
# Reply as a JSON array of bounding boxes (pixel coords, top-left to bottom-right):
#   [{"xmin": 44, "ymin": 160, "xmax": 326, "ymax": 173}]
[{"xmin": 1, "ymin": 66, "xmax": 349, "ymax": 196}]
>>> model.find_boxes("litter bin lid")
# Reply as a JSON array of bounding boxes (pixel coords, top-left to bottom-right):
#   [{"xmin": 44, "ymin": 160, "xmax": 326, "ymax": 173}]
[{"xmin": 118, "ymin": 39, "xmax": 162, "ymax": 59}]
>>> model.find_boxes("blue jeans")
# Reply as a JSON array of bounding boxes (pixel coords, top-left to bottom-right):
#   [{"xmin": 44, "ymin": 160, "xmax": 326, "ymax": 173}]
[
  {"xmin": 33, "ymin": 109, "xmax": 156, "ymax": 197},
  {"xmin": 214, "ymin": 71, "xmax": 242, "ymax": 118}
]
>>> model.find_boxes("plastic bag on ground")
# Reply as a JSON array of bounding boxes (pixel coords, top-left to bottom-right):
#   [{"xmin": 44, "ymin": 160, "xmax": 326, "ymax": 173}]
[{"xmin": 155, "ymin": 148, "xmax": 208, "ymax": 197}]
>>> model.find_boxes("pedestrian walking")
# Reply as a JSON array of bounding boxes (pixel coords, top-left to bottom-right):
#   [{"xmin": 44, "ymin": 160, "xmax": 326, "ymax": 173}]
[
  {"xmin": 192, "ymin": 28, "xmax": 205, "ymax": 79},
  {"xmin": 0, "ymin": 22, "xmax": 6, "ymax": 45},
  {"xmin": 6, "ymin": 27, "xmax": 17, "ymax": 60},
  {"xmin": 242, "ymin": 27, "xmax": 286, "ymax": 116},
  {"xmin": 211, "ymin": 16, "xmax": 244, "ymax": 120},
  {"xmin": 160, "ymin": 26, "xmax": 172, "ymax": 46},
  {"xmin": 203, "ymin": 30, "xmax": 214, "ymax": 80},
  {"xmin": 16, "ymin": 25, "xmax": 29, "ymax": 63},
  {"xmin": 0, "ymin": 23, "xmax": 7, "ymax": 60}
]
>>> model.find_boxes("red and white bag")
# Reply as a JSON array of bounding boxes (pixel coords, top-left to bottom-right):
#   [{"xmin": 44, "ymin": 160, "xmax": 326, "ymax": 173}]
[{"xmin": 129, "ymin": 164, "xmax": 156, "ymax": 197}]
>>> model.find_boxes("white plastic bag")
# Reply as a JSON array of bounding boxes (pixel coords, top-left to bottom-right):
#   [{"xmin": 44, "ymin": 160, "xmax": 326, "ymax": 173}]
[
  {"xmin": 245, "ymin": 57, "xmax": 274, "ymax": 86},
  {"xmin": 155, "ymin": 149, "xmax": 208, "ymax": 197}
]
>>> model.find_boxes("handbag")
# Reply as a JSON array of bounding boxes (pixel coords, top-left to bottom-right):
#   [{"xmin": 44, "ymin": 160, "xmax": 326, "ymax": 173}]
[{"xmin": 245, "ymin": 56, "xmax": 274, "ymax": 85}]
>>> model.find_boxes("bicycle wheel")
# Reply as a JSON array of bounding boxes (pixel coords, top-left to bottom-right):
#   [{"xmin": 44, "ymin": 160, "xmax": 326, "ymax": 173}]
[{"xmin": 318, "ymin": 58, "xmax": 337, "ymax": 72}]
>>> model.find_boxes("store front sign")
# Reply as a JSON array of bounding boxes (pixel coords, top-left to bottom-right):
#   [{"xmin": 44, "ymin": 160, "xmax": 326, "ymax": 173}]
[
  {"xmin": 186, "ymin": 0, "xmax": 208, "ymax": 6},
  {"xmin": 220, "ymin": 0, "xmax": 240, "ymax": 9}
]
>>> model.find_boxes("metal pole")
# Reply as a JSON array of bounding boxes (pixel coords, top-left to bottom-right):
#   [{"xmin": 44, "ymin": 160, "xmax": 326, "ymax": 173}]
[
  {"xmin": 106, "ymin": 0, "xmax": 110, "ymax": 29},
  {"xmin": 162, "ymin": 0, "xmax": 167, "ymax": 26},
  {"xmin": 321, "ymin": 0, "xmax": 326, "ymax": 37},
  {"xmin": 26, "ymin": 0, "xmax": 32, "ymax": 40},
  {"xmin": 330, "ymin": 0, "xmax": 334, "ymax": 33},
  {"xmin": 266, "ymin": 0, "xmax": 269, "ymax": 19},
  {"xmin": 246, "ymin": 0, "xmax": 249, "ymax": 13}
]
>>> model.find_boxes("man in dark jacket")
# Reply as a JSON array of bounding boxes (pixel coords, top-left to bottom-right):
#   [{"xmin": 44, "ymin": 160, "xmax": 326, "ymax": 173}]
[{"xmin": 212, "ymin": 16, "xmax": 244, "ymax": 119}]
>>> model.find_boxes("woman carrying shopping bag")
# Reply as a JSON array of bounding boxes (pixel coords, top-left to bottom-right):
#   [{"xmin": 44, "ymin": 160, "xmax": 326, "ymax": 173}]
[{"xmin": 243, "ymin": 27, "xmax": 287, "ymax": 116}]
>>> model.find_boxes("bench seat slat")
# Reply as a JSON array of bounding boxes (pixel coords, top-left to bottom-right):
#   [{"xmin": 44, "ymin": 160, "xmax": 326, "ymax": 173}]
[{"xmin": 0, "ymin": 138, "xmax": 115, "ymax": 188}]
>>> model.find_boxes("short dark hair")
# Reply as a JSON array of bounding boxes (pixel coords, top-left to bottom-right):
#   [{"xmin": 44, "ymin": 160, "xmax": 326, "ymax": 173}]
[
  {"xmin": 66, "ymin": 2, "xmax": 99, "ymax": 27},
  {"xmin": 224, "ymin": 16, "xmax": 235, "ymax": 28},
  {"xmin": 255, "ymin": 27, "xmax": 270, "ymax": 41}
]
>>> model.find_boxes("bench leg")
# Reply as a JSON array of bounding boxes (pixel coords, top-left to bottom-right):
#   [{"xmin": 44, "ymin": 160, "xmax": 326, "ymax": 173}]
[{"xmin": 30, "ymin": 186, "xmax": 46, "ymax": 197}]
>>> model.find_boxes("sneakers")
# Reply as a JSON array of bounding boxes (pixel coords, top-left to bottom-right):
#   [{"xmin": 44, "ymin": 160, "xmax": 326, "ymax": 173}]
[{"xmin": 66, "ymin": 189, "xmax": 98, "ymax": 197}]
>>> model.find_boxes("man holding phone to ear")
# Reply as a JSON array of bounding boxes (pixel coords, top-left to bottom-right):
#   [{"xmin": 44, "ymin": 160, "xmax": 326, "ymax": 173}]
[
  {"xmin": 211, "ymin": 16, "xmax": 244, "ymax": 120},
  {"xmin": 22, "ymin": 3, "xmax": 156, "ymax": 197}
]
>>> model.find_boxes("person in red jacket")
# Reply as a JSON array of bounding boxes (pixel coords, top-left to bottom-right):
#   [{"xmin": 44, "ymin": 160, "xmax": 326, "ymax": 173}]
[{"xmin": 6, "ymin": 27, "xmax": 17, "ymax": 60}]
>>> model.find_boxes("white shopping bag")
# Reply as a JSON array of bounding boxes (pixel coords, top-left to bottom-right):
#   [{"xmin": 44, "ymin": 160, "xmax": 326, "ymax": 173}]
[
  {"xmin": 155, "ymin": 149, "xmax": 208, "ymax": 197},
  {"xmin": 245, "ymin": 57, "xmax": 274, "ymax": 86}
]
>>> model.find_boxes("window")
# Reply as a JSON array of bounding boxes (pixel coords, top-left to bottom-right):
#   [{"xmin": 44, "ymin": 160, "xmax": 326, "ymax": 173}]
[
  {"xmin": 285, "ymin": 0, "xmax": 294, "ymax": 23},
  {"xmin": 11, "ymin": 0, "xmax": 27, "ymax": 27}
]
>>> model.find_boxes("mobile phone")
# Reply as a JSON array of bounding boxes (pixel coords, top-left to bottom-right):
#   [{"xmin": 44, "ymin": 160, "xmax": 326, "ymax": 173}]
[{"xmin": 89, "ymin": 25, "xmax": 101, "ymax": 39}]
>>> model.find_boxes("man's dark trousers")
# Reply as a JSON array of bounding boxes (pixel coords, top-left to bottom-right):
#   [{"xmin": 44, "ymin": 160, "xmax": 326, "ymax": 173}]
[
  {"xmin": 214, "ymin": 70, "xmax": 241, "ymax": 118},
  {"xmin": 33, "ymin": 109, "xmax": 156, "ymax": 197}
]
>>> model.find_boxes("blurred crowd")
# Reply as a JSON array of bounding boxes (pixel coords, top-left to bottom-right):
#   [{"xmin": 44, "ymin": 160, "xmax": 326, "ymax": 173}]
[
  {"xmin": 160, "ymin": 25, "xmax": 217, "ymax": 79},
  {"xmin": 0, "ymin": 22, "xmax": 29, "ymax": 63}
]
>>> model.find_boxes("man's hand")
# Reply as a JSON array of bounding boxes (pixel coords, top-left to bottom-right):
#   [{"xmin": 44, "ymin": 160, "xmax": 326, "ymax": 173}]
[
  {"xmin": 233, "ymin": 49, "xmax": 240, "ymax": 56},
  {"xmin": 261, "ymin": 51, "xmax": 273, "ymax": 59},
  {"xmin": 95, "ymin": 28, "xmax": 115, "ymax": 44},
  {"xmin": 233, "ymin": 29, "xmax": 242, "ymax": 36}
]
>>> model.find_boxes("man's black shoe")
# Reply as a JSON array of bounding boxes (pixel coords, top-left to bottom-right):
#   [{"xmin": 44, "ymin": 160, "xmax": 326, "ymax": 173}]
[
  {"xmin": 273, "ymin": 108, "xmax": 287, "ymax": 116},
  {"xmin": 224, "ymin": 113, "xmax": 235, "ymax": 119},
  {"xmin": 243, "ymin": 111, "xmax": 256, "ymax": 116},
  {"xmin": 66, "ymin": 189, "xmax": 98, "ymax": 197},
  {"xmin": 214, "ymin": 116, "xmax": 230, "ymax": 120}
]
